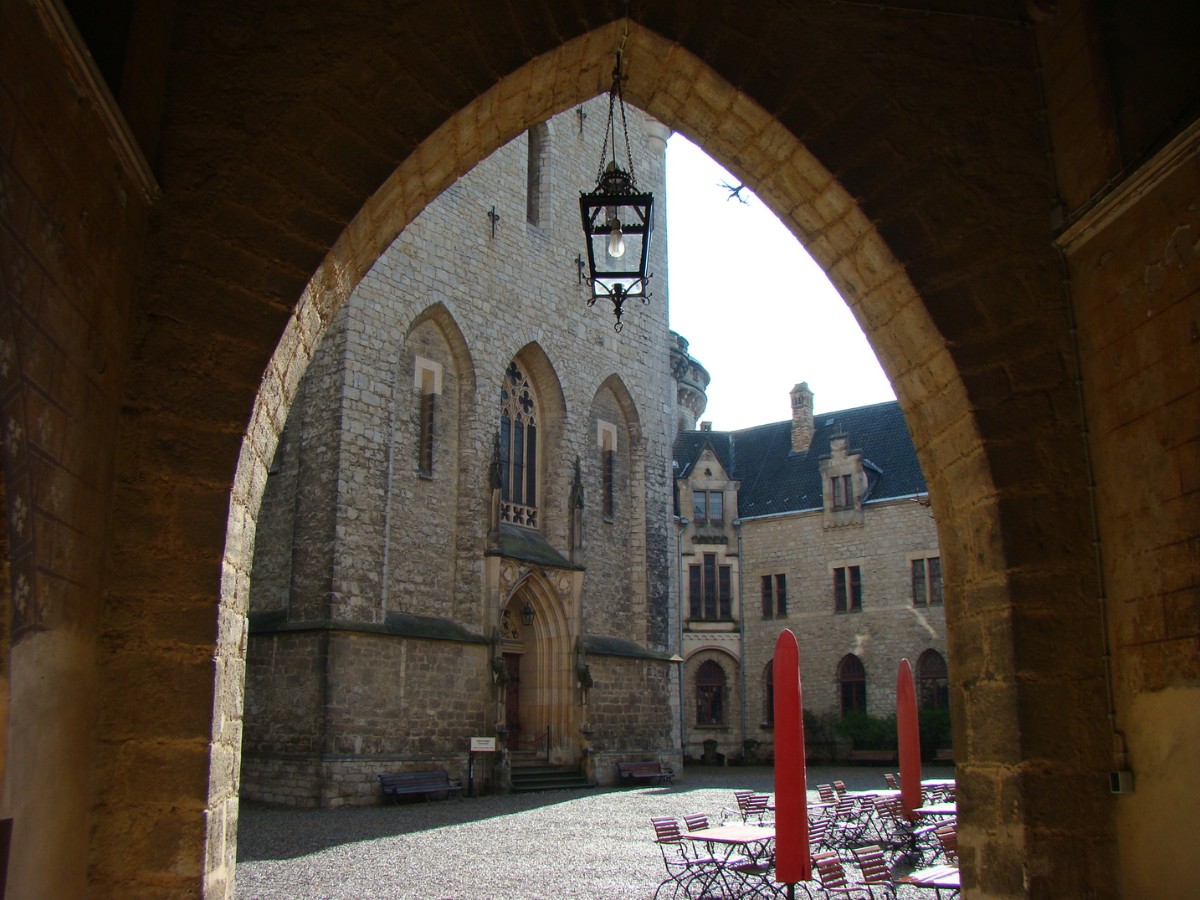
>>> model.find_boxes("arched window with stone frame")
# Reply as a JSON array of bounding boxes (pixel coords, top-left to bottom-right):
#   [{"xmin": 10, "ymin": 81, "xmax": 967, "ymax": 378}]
[
  {"xmin": 838, "ymin": 653, "xmax": 867, "ymax": 716},
  {"xmin": 499, "ymin": 360, "xmax": 539, "ymax": 528},
  {"xmin": 695, "ymin": 660, "xmax": 726, "ymax": 726},
  {"xmin": 917, "ymin": 649, "xmax": 950, "ymax": 710}
]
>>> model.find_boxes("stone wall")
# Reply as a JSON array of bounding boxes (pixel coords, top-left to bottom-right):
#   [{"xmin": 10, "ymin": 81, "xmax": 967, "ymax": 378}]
[
  {"xmin": 584, "ymin": 653, "xmax": 676, "ymax": 784},
  {"xmin": 0, "ymin": 4, "xmax": 152, "ymax": 895},
  {"xmin": 678, "ymin": 496, "xmax": 945, "ymax": 763},
  {"xmin": 741, "ymin": 499, "xmax": 944, "ymax": 721},
  {"xmin": 1058, "ymin": 121, "xmax": 1200, "ymax": 898},
  {"xmin": 243, "ymin": 98, "xmax": 679, "ymax": 804}
]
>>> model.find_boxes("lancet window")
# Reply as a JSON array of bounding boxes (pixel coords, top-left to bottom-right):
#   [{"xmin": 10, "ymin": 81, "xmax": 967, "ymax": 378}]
[{"xmin": 500, "ymin": 361, "xmax": 539, "ymax": 527}]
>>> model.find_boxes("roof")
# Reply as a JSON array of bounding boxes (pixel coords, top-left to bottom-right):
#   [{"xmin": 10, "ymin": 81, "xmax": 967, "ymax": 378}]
[
  {"xmin": 673, "ymin": 400, "xmax": 927, "ymax": 518},
  {"xmin": 487, "ymin": 524, "xmax": 583, "ymax": 570}
]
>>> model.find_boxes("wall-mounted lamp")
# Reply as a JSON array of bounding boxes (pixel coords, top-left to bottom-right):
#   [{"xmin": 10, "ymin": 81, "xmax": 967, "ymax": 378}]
[{"xmin": 521, "ymin": 601, "xmax": 535, "ymax": 626}]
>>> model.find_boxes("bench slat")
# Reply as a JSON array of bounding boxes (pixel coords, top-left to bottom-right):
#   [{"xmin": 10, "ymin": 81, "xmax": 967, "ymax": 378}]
[
  {"xmin": 378, "ymin": 769, "xmax": 463, "ymax": 803},
  {"xmin": 615, "ymin": 761, "xmax": 673, "ymax": 785}
]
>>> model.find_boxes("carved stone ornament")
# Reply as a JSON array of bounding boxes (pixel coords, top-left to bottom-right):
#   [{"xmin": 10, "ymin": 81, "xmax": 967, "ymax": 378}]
[
  {"xmin": 500, "ymin": 608, "xmax": 522, "ymax": 642},
  {"xmin": 500, "ymin": 561, "xmax": 519, "ymax": 590},
  {"xmin": 555, "ymin": 571, "xmax": 572, "ymax": 595}
]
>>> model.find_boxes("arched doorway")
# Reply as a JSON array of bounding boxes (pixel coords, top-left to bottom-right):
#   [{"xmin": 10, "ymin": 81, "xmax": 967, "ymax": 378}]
[
  {"xmin": 499, "ymin": 599, "xmax": 532, "ymax": 752},
  {"xmin": 496, "ymin": 570, "xmax": 581, "ymax": 767}
]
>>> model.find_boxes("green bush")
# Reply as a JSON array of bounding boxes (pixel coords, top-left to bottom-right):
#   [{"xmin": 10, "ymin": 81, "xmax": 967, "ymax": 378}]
[
  {"xmin": 918, "ymin": 707, "xmax": 953, "ymax": 757},
  {"xmin": 802, "ymin": 708, "xmax": 839, "ymax": 761},
  {"xmin": 835, "ymin": 711, "xmax": 898, "ymax": 750}
]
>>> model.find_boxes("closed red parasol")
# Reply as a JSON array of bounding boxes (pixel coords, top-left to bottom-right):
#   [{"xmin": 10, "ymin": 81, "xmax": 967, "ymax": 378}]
[
  {"xmin": 897, "ymin": 658, "xmax": 923, "ymax": 820},
  {"xmin": 773, "ymin": 629, "xmax": 811, "ymax": 893}
]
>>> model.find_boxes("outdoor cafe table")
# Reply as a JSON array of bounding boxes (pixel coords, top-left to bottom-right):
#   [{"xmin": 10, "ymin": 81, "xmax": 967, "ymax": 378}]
[
  {"xmin": 898, "ymin": 863, "xmax": 960, "ymax": 898},
  {"xmin": 680, "ymin": 823, "xmax": 779, "ymax": 898},
  {"xmin": 846, "ymin": 789, "xmax": 901, "ymax": 799},
  {"xmin": 921, "ymin": 778, "xmax": 955, "ymax": 788},
  {"xmin": 914, "ymin": 803, "xmax": 957, "ymax": 819}
]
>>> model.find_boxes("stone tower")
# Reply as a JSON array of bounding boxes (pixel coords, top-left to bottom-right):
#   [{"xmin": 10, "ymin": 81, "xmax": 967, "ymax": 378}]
[{"xmin": 670, "ymin": 330, "xmax": 710, "ymax": 433}]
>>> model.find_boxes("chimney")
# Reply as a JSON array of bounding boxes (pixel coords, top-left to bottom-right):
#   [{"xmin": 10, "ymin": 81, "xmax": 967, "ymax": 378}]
[{"xmin": 790, "ymin": 382, "xmax": 814, "ymax": 453}]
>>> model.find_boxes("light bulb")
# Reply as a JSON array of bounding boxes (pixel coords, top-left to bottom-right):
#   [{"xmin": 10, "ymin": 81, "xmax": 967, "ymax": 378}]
[{"xmin": 606, "ymin": 217, "xmax": 626, "ymax": 258}]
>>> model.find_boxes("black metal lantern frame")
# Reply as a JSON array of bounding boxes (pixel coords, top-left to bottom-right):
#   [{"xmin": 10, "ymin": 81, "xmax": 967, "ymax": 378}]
[{"xmin": 580, "ymin": 54, "xmax": 654, "ymax": 332}]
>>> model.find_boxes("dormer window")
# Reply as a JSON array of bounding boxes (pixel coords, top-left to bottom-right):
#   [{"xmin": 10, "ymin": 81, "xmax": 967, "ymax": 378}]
[
  {"xmin": 831, "ymin": 473, "xmax": 853, "ymax": 509},
  {"xmin": 692, "ymin": 490, "xmax": 724, "ymax": 524},
  {"xmin": 820, "ymin": 434, "xmax": 865, "ymax": 527}
]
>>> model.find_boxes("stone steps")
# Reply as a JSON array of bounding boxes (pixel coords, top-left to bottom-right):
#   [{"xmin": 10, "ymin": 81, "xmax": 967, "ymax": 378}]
[{"xmin": 509, "ymin": 762, "xmax": 594, "ymax": 793}]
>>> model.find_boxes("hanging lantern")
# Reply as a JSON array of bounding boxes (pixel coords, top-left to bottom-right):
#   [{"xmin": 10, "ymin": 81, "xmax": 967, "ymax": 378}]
[{"xmin": 579, "ymin": 53, "xmax": 654, "ymax": 332}]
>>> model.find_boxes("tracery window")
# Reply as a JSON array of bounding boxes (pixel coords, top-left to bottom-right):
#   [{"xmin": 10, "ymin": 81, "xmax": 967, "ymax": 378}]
[
  {"xmin": 838, "ymin": 653, "xmax": 867, "ymax": 715},
  {"xmin": 500, "ymin": 361, "xmax": 538, "ymax": 527},
  {"xmin": 695, "ymin": 660, "xmax": 726, "ymax": 726}
]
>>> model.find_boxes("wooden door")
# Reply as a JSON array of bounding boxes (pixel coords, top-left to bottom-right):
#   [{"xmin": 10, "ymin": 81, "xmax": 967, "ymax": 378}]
[{"xmin": 504, "ymin": 652, "xmax": 521, "ymax": 750}]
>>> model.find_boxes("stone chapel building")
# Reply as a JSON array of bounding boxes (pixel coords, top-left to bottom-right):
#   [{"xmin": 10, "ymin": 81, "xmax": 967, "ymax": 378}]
[
  {"xmin": 242, "ymin": 100, "xmax": 683, "ymax": 804},
  {"xmin": 671, "ymin": 363, "xmax": 947, "ymax": 765}
]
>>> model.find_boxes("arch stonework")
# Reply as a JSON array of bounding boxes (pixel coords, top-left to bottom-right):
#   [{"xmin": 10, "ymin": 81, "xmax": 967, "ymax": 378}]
[
  {"xmin": 502, "ymin": 571, "xmax": 578, "ymax": 761},
  {"xmin": 221, "ymin": 29, "xmax": 1040, "ymax": 895},
  {"xmin": 4, "ymin": 3, "xmax": 1195, "ymax": 898}
]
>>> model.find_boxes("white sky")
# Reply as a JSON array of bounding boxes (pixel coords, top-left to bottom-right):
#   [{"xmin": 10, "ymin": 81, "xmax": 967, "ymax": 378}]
[{"xmin": 665, "ymin": 134, "xmax": 894, "ymax": 431}]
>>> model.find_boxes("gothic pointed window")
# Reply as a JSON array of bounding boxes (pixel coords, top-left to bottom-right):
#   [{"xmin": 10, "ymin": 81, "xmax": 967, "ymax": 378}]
[
  {"xmin": 500, "ymin": 361, "xmax": 539, "ymax": 528},
  {"xmin": 838, "ymin": 654, "xmax": 867, "ymax": 716}
]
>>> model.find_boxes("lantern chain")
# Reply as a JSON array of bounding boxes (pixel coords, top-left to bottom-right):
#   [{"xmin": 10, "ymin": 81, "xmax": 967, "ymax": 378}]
[{"xmin": 593, "ymin": 51, "xmax": 640, "ymax": 191}]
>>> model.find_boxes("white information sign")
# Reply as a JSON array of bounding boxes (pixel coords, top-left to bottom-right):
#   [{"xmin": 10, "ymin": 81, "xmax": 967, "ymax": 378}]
[{"xmin": 470, "ymin": 737, "xmax": 496, "ymax": 752}]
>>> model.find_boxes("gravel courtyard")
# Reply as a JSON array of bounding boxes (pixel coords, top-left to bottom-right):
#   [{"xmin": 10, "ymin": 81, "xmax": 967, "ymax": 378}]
[{"xmin": 235, "ymin": 764, "xmax": 956, "ymax": 899}]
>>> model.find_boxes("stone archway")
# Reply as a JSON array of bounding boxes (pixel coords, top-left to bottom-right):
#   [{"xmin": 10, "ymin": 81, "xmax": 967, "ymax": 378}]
[
  {"xmin": 500, "ymin": 571, "xmax": 579, "ymax": 765},
  {"xmin": 205, "ymin": 21, "xmax": 1101, "ymax": 897},
  {"xmin": 4, "ymin": 5, "xmax": 1146, "ymax": 896}
]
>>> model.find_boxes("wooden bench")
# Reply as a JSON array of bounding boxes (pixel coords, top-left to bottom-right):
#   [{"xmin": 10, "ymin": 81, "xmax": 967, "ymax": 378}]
[
  {"xmin": 378, "ymin": 769, "xmax": 463, "ymax": 803},
  {"xmin": 934, "ymin": 748, "xmax": 955, "ymax": 763},
  {"xmin": 846, "ymin": 749, "xmax": 898, "ymax": 764},
  {"xmin": 616, "ymin": 760, "xmax": 674, "ymax": 785}
]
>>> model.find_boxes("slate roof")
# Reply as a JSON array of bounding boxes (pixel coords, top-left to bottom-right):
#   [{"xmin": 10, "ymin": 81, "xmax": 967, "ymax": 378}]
[{"xmin": 673, "ymin": 400, "xmax": 927, "ymax": 519}]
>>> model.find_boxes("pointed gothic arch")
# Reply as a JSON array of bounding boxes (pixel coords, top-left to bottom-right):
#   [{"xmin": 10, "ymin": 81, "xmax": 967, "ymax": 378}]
[
  {"xmin": 202, "ymin": 24, "xmax": 1097, "ymax": 895},
  {"xmin": 501, "ymin": 569, "xmax": 578, "ymax": 760}
]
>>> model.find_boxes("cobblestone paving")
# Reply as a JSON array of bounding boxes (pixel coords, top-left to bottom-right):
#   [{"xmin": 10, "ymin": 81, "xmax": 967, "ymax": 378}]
[{"xmin": 236, "ymin": 764, "xmax": 956, "ymax": 899}]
